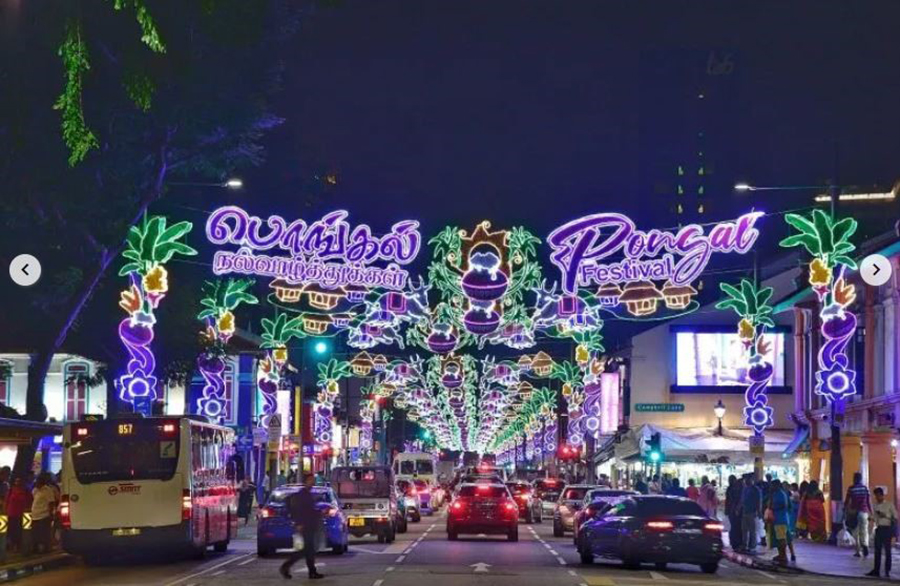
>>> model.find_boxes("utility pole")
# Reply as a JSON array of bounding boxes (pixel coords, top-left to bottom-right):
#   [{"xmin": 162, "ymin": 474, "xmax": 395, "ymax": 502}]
[{"xmin": 827, "ymin": 177, "xmax": 844, "ymax": 545}]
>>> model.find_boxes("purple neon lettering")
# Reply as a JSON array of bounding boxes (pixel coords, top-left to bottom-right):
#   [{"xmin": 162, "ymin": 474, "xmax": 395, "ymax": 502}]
[
  {"xmin": 247, "ymin": 214, "xmax": 286, "ymax": 249},
  {"xmin": 548, "ymin": 214, "xmax": 633, "ymax": 293}
]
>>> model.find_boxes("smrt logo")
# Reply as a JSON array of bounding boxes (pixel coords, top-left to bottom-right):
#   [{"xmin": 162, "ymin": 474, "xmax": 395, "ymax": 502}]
[{"xmin": 108, "ymin": 484, "xmax": 141, "ymax": 496}]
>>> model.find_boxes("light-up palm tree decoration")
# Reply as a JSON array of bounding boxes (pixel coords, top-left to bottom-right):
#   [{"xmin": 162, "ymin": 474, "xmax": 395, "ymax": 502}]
[
  {"xmin": 117, "ymin": 216, "xmax": 197, "ymax": 411},
  {"xmin": 315, "ymin": 358, "xmax": 353, "ymax": 447},
  {"xmin": 196, "ymin": 278, "xmax": 258, "ymax": 421},
  {"xmin": 258, "ymin": 313, "xmax": 305, "ymax": 427},
  {"xmin": 779, "ymin": 210, "xmax": 859, "ymax": 402},
  {"xmin": 716, "ymin": 279, "xmax": 776, "ymax": 434}
]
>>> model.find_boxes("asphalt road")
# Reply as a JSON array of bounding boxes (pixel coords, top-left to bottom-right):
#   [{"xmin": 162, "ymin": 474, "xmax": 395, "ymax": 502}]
[{"xmin": 19, "ymin": 510, "xmax": 897, "ymax": 586}]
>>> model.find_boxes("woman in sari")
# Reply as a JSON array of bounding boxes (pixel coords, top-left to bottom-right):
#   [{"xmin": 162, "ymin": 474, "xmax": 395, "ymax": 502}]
[{"xmin": 799, "ymin": 480, "xmax": 827, "ymax": 542}]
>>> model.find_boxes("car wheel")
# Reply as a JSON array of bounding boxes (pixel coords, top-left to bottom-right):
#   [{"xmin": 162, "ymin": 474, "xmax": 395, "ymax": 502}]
[
  {"xmin": 654, "ymin": 562, "xmax": 667, "ymax": 571},
  {"xmin": 214, "ymin": 540, "xmax": 229, "ymax": 553},
  {"xmin": 526, "ymin": 510, "xmax": 534, "ymax": 524},
  {"xmin": 622, "ymin": 558, "xmax": 641, "ymax": 570},
  {"xmin": 508, "ymin": 527, "xmax": 519, "ymax": 542},
  {"xmin": 257, "ymin": 544, "xmax": 274, "ymax": 557},
  {"xmin": 378, "ymin": 533, "xmax": 386, "ymax": 544},
  {"xmin": 448, "ymin": 531, "xmax": 458, "ymax": 541},
  {"xmin": 580, "ymin": 551, "xmax": 594, "ymax": 564},
  {"xmin": 536, "ymin": 510, "xmax": 543, "ymax": 523},
  {"xmin": 412, "ymin": 513, "xmax": 421, "ymax": 523},
  {"xmin": 333, "ymin": 543, "xmax": 345, "ymax": 555},
  {"xmin": 700, "ymin": 562, "xmax": 719, "ymax": 574},
  {"xmin": 553, "ymin": 520, "xmax": 564, "ymax": 537}
]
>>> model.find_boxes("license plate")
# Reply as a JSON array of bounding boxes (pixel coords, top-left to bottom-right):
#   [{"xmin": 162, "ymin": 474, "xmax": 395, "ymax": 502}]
[
  {"xmin": 112, "ymin": 528, "xmax": 141, "ymax": 537},
  {"xmin": 674, "ymin": 528, "xmax": 701, "ymax": 534},
  {"xmin": 349, "ymin": 517, "xmax": 365, "ymax": 527}
]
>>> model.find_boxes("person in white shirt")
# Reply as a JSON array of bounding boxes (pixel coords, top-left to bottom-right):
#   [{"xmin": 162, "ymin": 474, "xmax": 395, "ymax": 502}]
[
  {"xmin": 867, "ymin": 487, "xmax": 897, "ymax": 578},
  {"xmin": 31, "ymin": 473, "xmax": 57, "ymax": 554}
]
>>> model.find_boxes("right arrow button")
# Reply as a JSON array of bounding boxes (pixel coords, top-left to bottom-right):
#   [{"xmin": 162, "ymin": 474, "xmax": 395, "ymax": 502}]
[{"xmin": 861, "ymin": 254, "xmax": 892, "ymax": 287}]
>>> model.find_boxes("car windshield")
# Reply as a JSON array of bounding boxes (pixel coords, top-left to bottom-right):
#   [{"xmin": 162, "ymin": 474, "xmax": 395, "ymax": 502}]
[
  {"xmin": 507, "ymin": 484, "xmax": 530, "ymax": 494},
  {"xmin": 636, "ymin": 498, "xmax": 707, "ymax": 517},
  {"xmin": 332, "ymin": 468, "xmax": 392, "ymax": 498},
  {"xmin": 563, "ymin": 487, "xmax": 589, "ymax": 500},
  {"xmin": 459, "ymin": 485, "xmax": 508, "ymax": 498},
  {"xmin": 587, "ymin": 490, "xmax": 634, "ymax": 502},
  {"xmin": 269, "ymin": 489, "xmax": 333, "ymax": 505}
]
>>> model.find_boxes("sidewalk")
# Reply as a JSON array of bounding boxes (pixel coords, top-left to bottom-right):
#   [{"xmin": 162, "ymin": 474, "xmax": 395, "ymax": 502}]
[
  {"xmin": 0, "ymin": 551, "xmax": 75, "ymax": 583},
  {"xmin": 725, "ymin": 537, "xmax": 900, "ymax": 579}
]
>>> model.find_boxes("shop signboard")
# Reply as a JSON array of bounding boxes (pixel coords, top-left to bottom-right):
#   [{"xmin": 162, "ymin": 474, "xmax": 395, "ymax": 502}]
[
  {"xmin": 635, "ymin": 403, "xmax": 685, "ymax": 413},
  {"xmin": 748, "ymin": 434, "xmax": 765, "ymax": 455}
]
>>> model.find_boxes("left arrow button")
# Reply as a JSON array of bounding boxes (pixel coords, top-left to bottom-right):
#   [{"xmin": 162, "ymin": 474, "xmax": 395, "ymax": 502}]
[{"xmin": 9, "ymin": 254, "xmax": 41, "ymax": 286}]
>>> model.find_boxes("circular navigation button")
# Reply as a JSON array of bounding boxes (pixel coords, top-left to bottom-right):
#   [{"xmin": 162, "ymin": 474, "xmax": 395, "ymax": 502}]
[
  {"xmin": 9, "ymin": 254, "xmax": 41, "ymax": 287},
  {"xmin": 860, "ymin": 254, "xmax": 892, "ymax": 287}
]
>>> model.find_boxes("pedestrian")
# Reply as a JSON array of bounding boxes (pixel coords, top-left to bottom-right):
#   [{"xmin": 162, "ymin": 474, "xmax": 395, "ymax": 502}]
[
  {"xmin": 686, "ymin": 478, "xmax": 700, "ymax": 501},
  {"xmin": 666, "ymin": 477, "xmax": 686, "ymax": 497},
  {"xmin": 634, "ymin": 475, "xmax": 649, "ymax": 495},
  {"xmin": 31, "ymin": 473, "xmax": 57, "ymax": 554},
  {"xmin": 769, "ymin": 480, "xmax": 792, "ymax": 564},
  {"xmin": 280, "ymin": 474, "xmax": 324, "ymax": 580},
  {"xmin": 801, "ymin": 480, "xmax": 827, "ymax": 542},
  {"xmin": 788, "ymin": 483, "xmax": 800, "ymax": 537},
  {"xmin": 867, "ymin": 487, "xmax": 897, "ymax": 578},
  {"xmin": 740, "ymin": 474, "xmax": 761, "ymax": 554},
  {"xmin": 699, "ymin": 476, "xmax": 718, "ymax": 518},
  {"xmin": 844, "ymin": 472, "xmax": 872, "ymax": 558},
  {"xmin": 238, "ymin": 477, "xmax": 256, "ymax": 525},
  {"xmin": 795, "ymin": 481, "xmax": 809, "ymax": 538},
  {"xmin": 725, "ymin": 475, "xmax": 743, "ymax": 551},
  {"xmin": 649, "ymin": 474, "xmax": 662, "ymax": 495},
  {"xmin": 6, "ymin": 476, "xmax": 31, "ymax": 553}
]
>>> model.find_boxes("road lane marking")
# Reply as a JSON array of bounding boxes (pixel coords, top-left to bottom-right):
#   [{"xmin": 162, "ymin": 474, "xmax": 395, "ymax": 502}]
[
  {"xmin": 373, "ymin": 580, "xmax": 384, "ymax": 586},
  {"xmin": 164, "ymin": 553, "xmax": 254, "ymax": 586},
  {"xmin": 549, "ymin": 549, "xmax": 559, "ymax": 555},
  {"xmin": 237, "ymin": 558, "xmax": 255, "ymax": 566},
  {"xmin": 211, "ymin": 570, "xmax": 226, "ymax": 577},
  {"xmin": 649, "ymin": 571, "xmax": 669, "ymax": 580},
  {"xmin": 568, "ymin": 569, "xmax": 578, "ymax": 576},
  {"xmin": 584, "ymin": 578, "xmax": 613, "ymax": 586},
  {"xmin": 396, "ymin": 555, "xmax": 406, "ymax": 563},
  {"xmin": 386, "ymin": 566, "xmax": 395, "ymax": 572},
  {"xmin": 556, "ymin": 556, "xmax": 567, "ymax": 565},
  {"xmin": 755, "ymin": 570, "xmax": 783, "ymax": 582}
]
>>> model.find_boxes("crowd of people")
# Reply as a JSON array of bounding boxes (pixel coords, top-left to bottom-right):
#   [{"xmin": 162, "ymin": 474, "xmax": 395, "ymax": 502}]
[{"xmin": 0, "ymin": 467, "xmax": 62, "ymax": 556}]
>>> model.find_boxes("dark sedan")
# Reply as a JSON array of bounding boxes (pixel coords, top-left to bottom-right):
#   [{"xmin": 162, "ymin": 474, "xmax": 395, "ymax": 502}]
[
  {"xmin": 578, "ymin": 495, "xmax": 723, "ymax": 573},
  {"xmin": 572, "ymin": 489, "xmax": 638, "ymax": 545}
]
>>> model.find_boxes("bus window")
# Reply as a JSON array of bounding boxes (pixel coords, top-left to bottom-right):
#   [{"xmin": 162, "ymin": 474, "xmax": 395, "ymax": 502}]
[
  {"xmin": 417, "ymin": 461, "xmax": 434, "ymax": 475},
  {"xmin": 71, "ymin": 423, "xmax": 180, "ymax": 484},
  {"xmin": 399, "ymin": 461, "xmax": 415, "ymax": 475}
]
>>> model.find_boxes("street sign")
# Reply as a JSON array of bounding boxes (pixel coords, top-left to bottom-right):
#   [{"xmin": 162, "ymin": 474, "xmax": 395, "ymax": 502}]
[
  {"xmin": 635, "ymin": 403, "xmax": 685, "ymax": 413},
  {"xmin": 749, "ymin": 435, "xmax": 765, "ymax": 455},
  {"xmin": 253, "ymin": 427, "xmax": 267, "ymax": 446},
  {"xmin": 237, "ymin": 435, "xmax": 254, "ymax": 450},
  {"xmin": 268, "ymin": 414, "xmax": 282, "ymax": 443}
]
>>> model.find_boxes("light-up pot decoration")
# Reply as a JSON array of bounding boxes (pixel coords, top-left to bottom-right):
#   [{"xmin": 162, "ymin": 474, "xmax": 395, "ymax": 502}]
[{"xmin": 461, "ymin": 251, "xmax": 509, "ymax": 301}]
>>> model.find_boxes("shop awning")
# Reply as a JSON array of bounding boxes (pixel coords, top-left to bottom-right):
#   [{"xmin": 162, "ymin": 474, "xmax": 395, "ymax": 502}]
[
  {"xmin": 614, "ymin": 424, "xmax": 794, "ymax": 465},
  {"xmin": 0, "ymin": 417, "xmax": 63, "ymax": 444},
  {"xmin": 780, "ymin": 424, "xmax": 810, "ymax": 459}
]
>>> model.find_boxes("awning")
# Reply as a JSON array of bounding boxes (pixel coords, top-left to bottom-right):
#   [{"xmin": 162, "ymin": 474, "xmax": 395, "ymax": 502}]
[
  {"xmin": 593, "ymin": 435, "xmax": 618, "ymax": 464},
  {"xmin": 0, "ymin": 417, "xmax": 63, "ymax": 445},
  {"xmin": 781, "ymin": 424, "xmax": 810, "ymax": 459},
  {"xmin": 613, "ymin": 424, "xmax": 794, "ymax": 465}
]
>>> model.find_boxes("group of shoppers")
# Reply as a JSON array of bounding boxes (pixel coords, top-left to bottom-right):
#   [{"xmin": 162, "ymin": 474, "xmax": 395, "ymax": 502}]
[{"xmin": 0, "ymin": 467, "xmax": 61, "ymax": 555}]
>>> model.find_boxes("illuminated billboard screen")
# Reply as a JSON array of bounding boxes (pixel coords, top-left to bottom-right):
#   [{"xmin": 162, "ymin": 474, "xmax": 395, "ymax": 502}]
[{"xmin": 672, "ymin": 327, "xmax": 788, "ymax": 392}]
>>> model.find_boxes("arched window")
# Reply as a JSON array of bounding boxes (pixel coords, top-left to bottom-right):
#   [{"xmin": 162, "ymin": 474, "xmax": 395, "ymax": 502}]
[
  {"xmin": 0, "ymin": 360, "xmax": 11, "ymax": 406},
  {"xmin": 64, "ymin": 362, "xmax": 89, "ymax": 421}
]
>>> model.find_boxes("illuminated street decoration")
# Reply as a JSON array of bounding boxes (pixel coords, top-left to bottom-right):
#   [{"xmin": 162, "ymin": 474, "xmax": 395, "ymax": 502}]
[
  {"xmin": 423, "ymin": 221, "xmax": 542, "ymax": 350},
  {"xmin": 780, "ymin": 210, "xmax": 859, "ymax": 402},
  {"xmin": 716, "ymin": 279, "xmax": 777, "ymax": 434},
  {"xmin": 116, "ymin": 216, "xmax": 197, "ymax": 411},
  {"xmin": 206, "ymin": 206, "xmax": 421, "ymax": 291},
  {"xmin": 314, "ymin": 359, "xmax": 353, "ymax": 446},
  {"xmin": 195, "ymin": 279, "xmax": 259, "ymax": 420},
  {"xmin": 546, "ymin": 211, "xmax": 762, "ymax": 319},
  {"xmin": 258, "ymin": 313, "xmax": 306, "ymax": 427}
]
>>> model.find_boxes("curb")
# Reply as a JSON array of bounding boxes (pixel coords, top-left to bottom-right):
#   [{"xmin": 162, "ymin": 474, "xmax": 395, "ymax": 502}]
[
  {"xmin": 0, "ymin": 553, "xmax": 76, "ymax": 583},
  {"xmin": 723, "ymin": 549, "xmax": 804, "ymax": 574}
]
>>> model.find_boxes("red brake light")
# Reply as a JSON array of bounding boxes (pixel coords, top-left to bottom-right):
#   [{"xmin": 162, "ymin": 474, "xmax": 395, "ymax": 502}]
[
  {"xmin": 162, "ymin": 422, "xmax": 177, "ymax": 433},
  {"xmin": 60, "ymin": 494, "xmax": 71, "ymax": 529},
  {"xmin": 182, "ymin": 489, "xmax": 192, "ymax": 521},
  {"xmin": 260, "ymin": 507, "xmax": 275, "ymax": 518},
  {"xmin": 451, "ymin": 500, "xmax": 464, "ymax": 511},
  {"xmin": 327, "ymin": 507, "xmax": 338, "ymax": 517},
  {"xmin": 646, "ymin": 521, "xmax": 674, "ymax": 530},
  {"xmin": 704, "ymin": 522, "xmax": 725, "ymax": 533},
  {"xmin": 504, "ymin": 501, "xmax": 518, "ymax": 512},
  {"xmin": 75, "ymin": 427, "xmax": 88, "ymax": 437}
]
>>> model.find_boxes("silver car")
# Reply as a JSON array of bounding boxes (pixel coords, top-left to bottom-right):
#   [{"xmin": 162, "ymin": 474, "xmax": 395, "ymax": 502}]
[{"xmin": 553, "ymin": 484, "xmax": 595, "ymax": 536}]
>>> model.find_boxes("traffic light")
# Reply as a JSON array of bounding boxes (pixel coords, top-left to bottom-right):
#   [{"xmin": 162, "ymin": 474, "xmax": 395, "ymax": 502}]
[
  {"xmin": 558, "ymin": 444, "xmax": 579, "ymax": 461},
  {"xmin": 312, "ymin": 339, "xmax": 330, "ymax": 356},
  {"xmin": 647, "ymin": 432, "xmax": 663, "ymax": 464}
]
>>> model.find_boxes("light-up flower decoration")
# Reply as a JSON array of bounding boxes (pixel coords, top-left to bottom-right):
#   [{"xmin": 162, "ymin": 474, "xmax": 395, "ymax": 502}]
[
  {"xmin": 315, "ymin": 358, "xmax": 353, "ymax": 447},
  {"xmin": 116, "ymin": 216, "xmax": 197, "ymax": 411},
  {"xmin": 717, "ymin": 279, "xmax": 776, "ymax": 435},
  {"xmin": 195, "ymin": 279, "xmax": 258, "ymax": 421},
  {"xmin": 780, "ymin": 210, "xmax": 858, "ymax": 404},
  {"xmin": 258, "ymin": 313, "xmax": 306, "ymax": 427}
]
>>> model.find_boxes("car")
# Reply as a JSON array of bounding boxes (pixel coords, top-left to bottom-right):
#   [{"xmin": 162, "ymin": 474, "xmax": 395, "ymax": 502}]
[
  {"xmin": 553, "ymin": 484, "xmax": 595, "ymax": 536},
  {"xmin": 533, "ymin": 478, "xmax": 565, "ymax": 517},
  {"xmin": 447, "ymin": 483, "xmax": 519, "ymax": 542},
  {"xmin": 332, "ymin": 466, "xmax": 399, "ymax": 544},
  {"xmin": 578, "ymin": 495, "xmax": 723, "ymax": 573},
  {"xmin": 506, "ymin": 481, "xmax": 543, "ymax": 523},
  {"xmin": 394, "ymin": 485, "xmax": 410, "ymax": 533},
  {"xmin": 413, "ymin": 479, "xmax": 435, "ymax": 515},
  {"xmin": 573, "ymin": 489, "xmax": 638, "ymax": 545},
  {"xmin": 397, "ymin": 479, "xmax": 422, "ymax": 522},
  {"xmin": 257, "ymin": 485, "xmax": 349, "ymax": 556}
]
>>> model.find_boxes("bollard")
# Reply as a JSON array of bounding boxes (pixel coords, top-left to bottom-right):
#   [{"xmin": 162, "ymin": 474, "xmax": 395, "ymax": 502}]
[
  {"xmin": 21, "ymin": 512, "xmax": 32, "ymax": 555},
  {"xmin": 0, "ymin": 514, "xmax": 7, "ymax": 563}
]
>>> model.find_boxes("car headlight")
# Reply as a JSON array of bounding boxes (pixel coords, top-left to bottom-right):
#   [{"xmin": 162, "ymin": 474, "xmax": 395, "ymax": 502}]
[{"xmin": 376, "ymin": 503, "xmax": 387, "ymax": 510}]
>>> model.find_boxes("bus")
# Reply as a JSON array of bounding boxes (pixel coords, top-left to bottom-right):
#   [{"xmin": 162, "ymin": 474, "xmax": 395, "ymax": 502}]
[
  {"xmin": 60, "ymin": 415, "xmax": 241, "ymax": 560},
  {"xmin": 392, "ymin": 452, "xmax": 436, "ymax": 484}
]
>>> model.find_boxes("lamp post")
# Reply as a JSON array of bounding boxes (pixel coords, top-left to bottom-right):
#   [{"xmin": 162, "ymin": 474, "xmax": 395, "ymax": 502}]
[
  {"xmin": 168, "ymin": 177, "xmax": 244, "ymax": 189},
  {"xmin": 714, "ymin": 399, "xmax": 726, "ymax": 436}
]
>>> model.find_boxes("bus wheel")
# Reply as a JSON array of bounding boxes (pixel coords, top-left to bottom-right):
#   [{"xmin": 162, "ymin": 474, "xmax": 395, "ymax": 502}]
[{"xmin": 214, "ymin": 540, "xmax": 229, "ymax": 553}]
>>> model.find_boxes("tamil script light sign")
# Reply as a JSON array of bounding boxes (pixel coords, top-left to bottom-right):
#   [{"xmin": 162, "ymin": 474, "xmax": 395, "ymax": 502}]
[
  {"xmin": 206, "ymin": 206, "xmax": 421, "ymax": 291},
  {"xmin": 547, "ymin": 212, "xmax": 763, "ymax": 294}
]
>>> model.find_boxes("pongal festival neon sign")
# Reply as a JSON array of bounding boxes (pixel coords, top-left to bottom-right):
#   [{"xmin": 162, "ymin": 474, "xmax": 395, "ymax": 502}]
[
  {"xmin": 547, "ymin": 212, "xmax": 763, "ymax": 294},
  {"xmin": 206, "ymin": 206, "xmax": 421, "ymax": 291}
]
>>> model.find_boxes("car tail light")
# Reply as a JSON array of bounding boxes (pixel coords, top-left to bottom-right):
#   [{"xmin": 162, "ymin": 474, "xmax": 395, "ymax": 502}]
[
  {"xmin": 327, "ymin": 507, "xmax": 338, "ymax": 517},
  {"xmin": 451, "ymin": 500, "xmax": 464, "ymax": 511},
  {"xmin": 646, "ymin": 521, "xmax": 674, "ymax": 531},
  {"xmin": 504, "ymin": 501, "xmax": 518, "ymax": 513},
  {"xmin": 703, "ymin": 522, "xmax": 725, "ymax": 533},
  {"xmin": 162, "ymin": 422, "xmax": 177, "ymax": 434},
  {"xmin": 59, "ymin": 494, "xmax": 71, "ymax": 529},
  {"xmin": 182, "ymin": 490, "xmax": 193, "ymax": 521},
  {"xmin": 75, "ymin": 426, "xmax": 89, "ymax": 438}
]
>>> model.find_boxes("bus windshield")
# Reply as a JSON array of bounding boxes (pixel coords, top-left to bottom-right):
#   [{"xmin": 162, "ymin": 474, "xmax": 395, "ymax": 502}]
[
  {"xmin": 70, "ymin": 423, "xmax": 180, "ymax": 484},
  {"xmin": 416, "ymin": 461, "xmax": 434, "ymax": 475}
]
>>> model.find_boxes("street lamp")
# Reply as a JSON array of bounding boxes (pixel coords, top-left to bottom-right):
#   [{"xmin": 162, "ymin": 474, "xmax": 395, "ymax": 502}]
[
  {"xmin": 713, "ymin": 399, "xmax": 726, "ymax": 436},
  {"xmin": 168, "ymin": 177, "xmax": 244, "ymax": 189}
]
